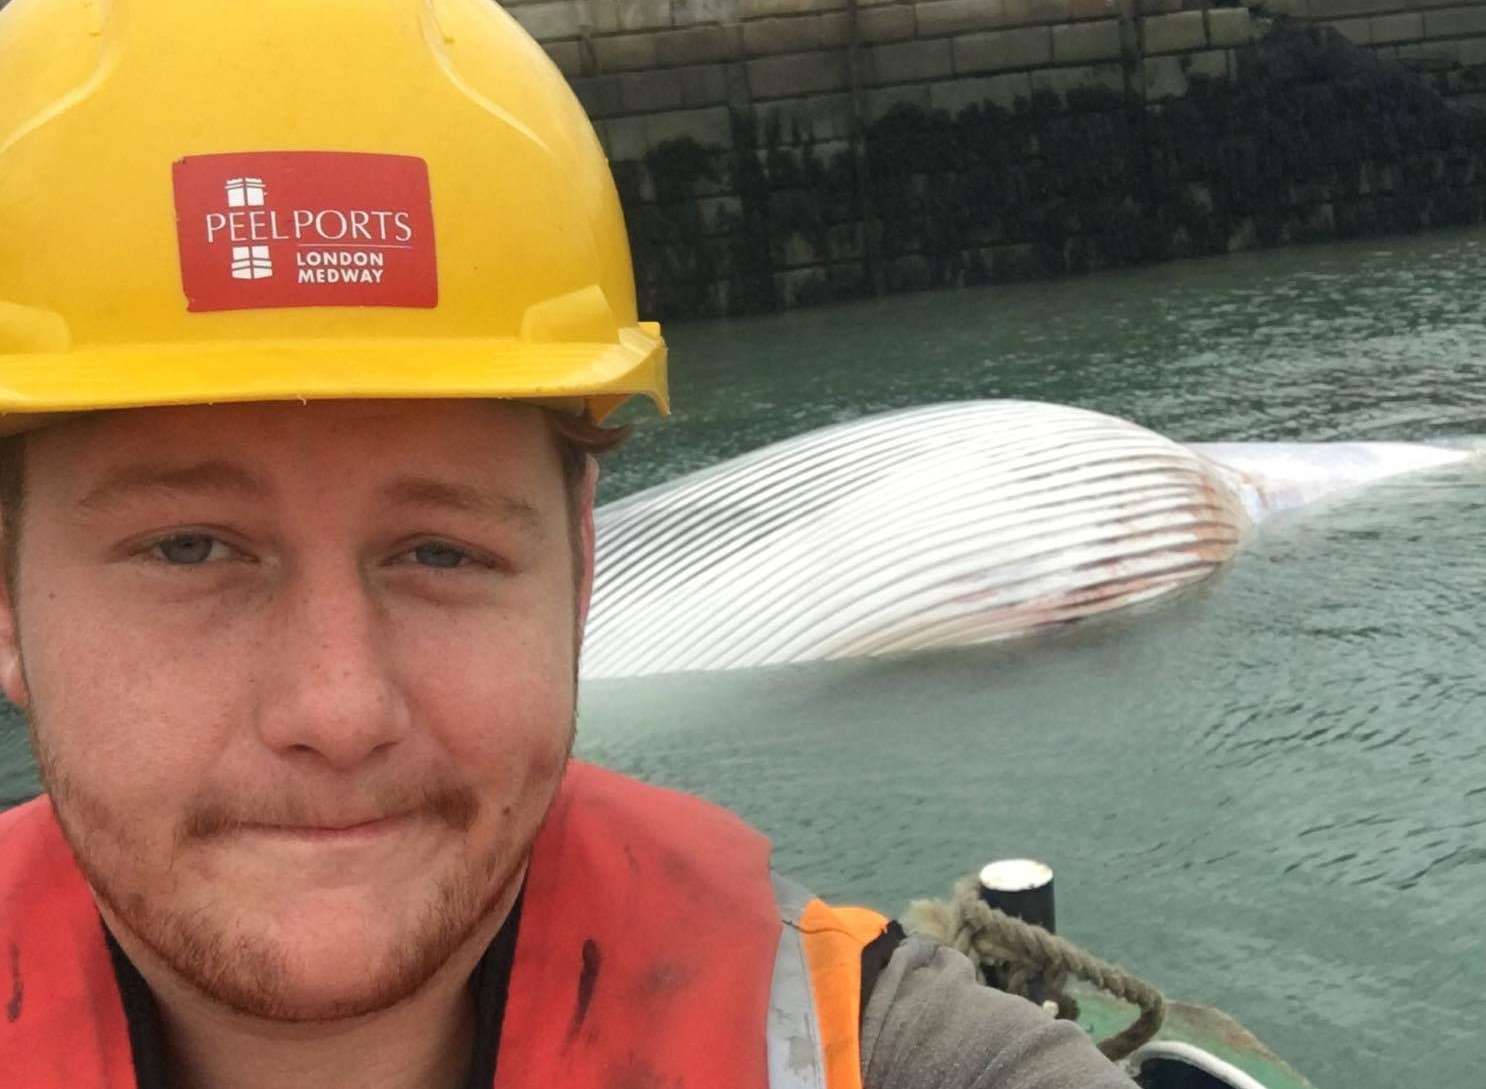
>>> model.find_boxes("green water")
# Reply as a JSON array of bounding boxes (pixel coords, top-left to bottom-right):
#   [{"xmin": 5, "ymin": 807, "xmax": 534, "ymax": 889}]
[
  {"xmin": 587, "ymin": 227, "xmax": 1486, "ymax": 1087},
  {"xmin": 5, "ymin": 227, "xmax": 1486, "ymax": 1085}
]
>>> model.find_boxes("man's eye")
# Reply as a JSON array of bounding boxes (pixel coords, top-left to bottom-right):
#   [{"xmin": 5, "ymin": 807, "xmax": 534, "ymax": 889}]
[
  {"xmin": 411, "ymin": 542, "xmax": 469, "ymax": 569},
  {"xmin": 152, "ymin": 534, "xmax": 228, "ymax": 565}
]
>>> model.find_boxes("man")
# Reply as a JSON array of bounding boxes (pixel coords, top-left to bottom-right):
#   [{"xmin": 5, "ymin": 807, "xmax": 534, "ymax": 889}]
[{"xmin": 0, "ymin": 1, "xmax": 1137, "ymax": 1087}]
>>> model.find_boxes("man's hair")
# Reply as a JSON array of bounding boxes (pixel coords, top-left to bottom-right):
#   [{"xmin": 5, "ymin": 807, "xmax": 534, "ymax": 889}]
[
  {"xmin": 0, "ymin": 407, "xmax": 628, "ymax": 601},
  {"xmin": 0, "ymin": 433, "xmax": 23, "ymax": 600},
  {"xmin": 547, "ymin": 408, "xmax": 630, "ymax": 498}
]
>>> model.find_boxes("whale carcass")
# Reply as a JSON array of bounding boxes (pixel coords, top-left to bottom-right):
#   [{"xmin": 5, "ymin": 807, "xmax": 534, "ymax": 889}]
[{"xmin": 581, "ymin": 401, "xmax": 1470, "ymax": 679}]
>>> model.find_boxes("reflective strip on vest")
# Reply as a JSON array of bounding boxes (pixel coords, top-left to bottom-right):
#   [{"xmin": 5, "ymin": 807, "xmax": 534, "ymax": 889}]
[{"xmin": 769, "ymin": 874, "xmax": 828, "ymax": 1089}]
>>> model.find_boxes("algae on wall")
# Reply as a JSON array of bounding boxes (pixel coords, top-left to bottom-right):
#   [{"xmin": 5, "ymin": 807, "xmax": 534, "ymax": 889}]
[
  {"xmin": 625, "ymin": 107, "xmax": 864, "ymax": 320},
  {"xmin": 622, "ymin": 22, "xmax": 1486, "ymax": 322}
]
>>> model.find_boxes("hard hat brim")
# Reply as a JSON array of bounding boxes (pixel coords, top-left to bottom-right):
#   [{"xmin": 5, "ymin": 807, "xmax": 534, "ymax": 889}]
[{"xmin": 0, "ymin": 325, "xmax": 667, "ymax": 436}]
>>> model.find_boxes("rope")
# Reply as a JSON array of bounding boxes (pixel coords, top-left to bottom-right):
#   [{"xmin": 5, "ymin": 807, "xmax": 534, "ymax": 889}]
[{"xmin": 902, "ymin": 876, "xmax": 1166, "ymax": 1062}]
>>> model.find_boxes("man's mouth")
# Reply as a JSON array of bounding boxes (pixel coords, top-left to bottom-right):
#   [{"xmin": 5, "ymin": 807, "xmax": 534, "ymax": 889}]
[
  {"xmin": 183, "ymin": 782, "xmax": 479, "ymax": 843},
  {"xmin": 235, "ymin": 812, "xmax": 415, "ymax": 842}
]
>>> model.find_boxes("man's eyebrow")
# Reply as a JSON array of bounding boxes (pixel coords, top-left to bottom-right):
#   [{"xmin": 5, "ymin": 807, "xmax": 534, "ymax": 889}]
[
  {"xmin": 77, "ymin": 461, "xmax": 270, "ymax": 512},
  {"xmin": 379, "ymin": 477, "xmax": 545, "ymax": 534}
]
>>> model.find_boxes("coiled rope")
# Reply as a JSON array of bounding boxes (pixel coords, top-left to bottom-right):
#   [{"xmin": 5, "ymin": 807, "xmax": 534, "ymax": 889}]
[{"xmin": 902, "ymin": 875, "xmax": 1166, "ymax": 1062}]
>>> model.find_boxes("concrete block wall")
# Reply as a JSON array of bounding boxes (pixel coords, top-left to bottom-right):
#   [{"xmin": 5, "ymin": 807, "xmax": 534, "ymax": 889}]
[
  {"xmin": 495, "ymin": 1, "xmax": 1486, "ymax": 316},
  {"xmin": 501, "ymin": 0, "xmax": 1266, "ymax": 147},
  {"xmin": 1277, "ymin": 0, "xmax": 1486, "ymax": 106},
  {"xmin": 1137, "ymin": 7, "xmax": 1256, "ymax": 98}
]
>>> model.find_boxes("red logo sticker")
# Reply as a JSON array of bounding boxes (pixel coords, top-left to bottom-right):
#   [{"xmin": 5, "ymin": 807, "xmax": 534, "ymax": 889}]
[{"xmin": 173, "ymin": 152, "xmax": 437, "ymax": 312}]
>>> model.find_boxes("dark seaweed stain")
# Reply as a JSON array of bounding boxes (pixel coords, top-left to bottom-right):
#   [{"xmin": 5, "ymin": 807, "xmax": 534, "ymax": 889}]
[
  {"xmin": 626, "ymin": 23, "xmax": 1486, "ymax": 320},
  {"xmin": 567, "ymin": 939, "xmax": 601, "ymax": 1043},
  {"xmin": 6, "ymin": 942, "xmax": 20, "ymax": 1022}
]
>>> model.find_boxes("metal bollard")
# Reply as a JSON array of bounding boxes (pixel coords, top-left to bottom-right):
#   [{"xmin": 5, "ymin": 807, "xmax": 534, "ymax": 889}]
[
  {"xmin": 977, "ymin": 859, "xmax": 1061, "ymax": 1013},
  {"xmin": 978, "ymin": 858, "xmax": 1056, "ymax": 933}
]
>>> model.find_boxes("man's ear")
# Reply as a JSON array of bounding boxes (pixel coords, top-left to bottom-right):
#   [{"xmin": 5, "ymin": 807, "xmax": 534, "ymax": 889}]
[
  {"xmin": 0, "ymin": 528, "xmax": 27, "ymax": 710},
  {"xmin": 574, "ymin": 456, "xmax": 598, "ymax": 638}
]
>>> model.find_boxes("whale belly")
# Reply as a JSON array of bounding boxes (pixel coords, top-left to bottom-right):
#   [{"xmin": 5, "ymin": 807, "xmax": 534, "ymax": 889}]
[{"xmin": 584, "ymin": 402, "xmax": 1251, "ymax": 679}]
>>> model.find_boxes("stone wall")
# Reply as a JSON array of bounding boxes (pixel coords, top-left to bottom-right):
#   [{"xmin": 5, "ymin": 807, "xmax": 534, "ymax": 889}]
[
  {"xmin": 504, "ymin": 1, "xmax": 1265, "ymax": 151},
  {"xmin": 503, "ymin": 2, "xmax": 1486, "ymax": 317},
  {"xmin": 1279, "ymin": 0, "xmax": 1486, "ymax": 107}
]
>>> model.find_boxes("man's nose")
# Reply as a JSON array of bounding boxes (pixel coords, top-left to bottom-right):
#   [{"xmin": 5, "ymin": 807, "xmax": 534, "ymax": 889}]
[{"xmin": 254, "ymin": 561, "xmax": 412, "ymax": 771}]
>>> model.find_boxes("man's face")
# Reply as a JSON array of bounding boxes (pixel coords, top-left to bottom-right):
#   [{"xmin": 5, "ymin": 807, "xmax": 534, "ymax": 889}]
[{"xmin": 0, "ymin": 399, "xmax": 592, "ymax": 1020}]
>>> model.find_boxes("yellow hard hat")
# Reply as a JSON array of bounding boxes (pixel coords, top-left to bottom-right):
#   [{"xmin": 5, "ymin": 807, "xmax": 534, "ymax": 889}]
[{"xmin": 0, "ymin": 0, "xmax": 666, "ymax": 434}]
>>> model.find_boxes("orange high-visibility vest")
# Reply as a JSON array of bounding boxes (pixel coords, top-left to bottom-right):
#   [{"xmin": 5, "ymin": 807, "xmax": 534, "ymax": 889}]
[{"xmin": 0, "ymin": 763, "xmax": 887, "ymax": 1088}]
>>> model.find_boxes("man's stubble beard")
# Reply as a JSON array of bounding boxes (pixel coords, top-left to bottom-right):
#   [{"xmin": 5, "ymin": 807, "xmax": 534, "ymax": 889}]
[{"xmin": 25, "ymin": 701, "xmax": 575, "ymax": 1023}]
